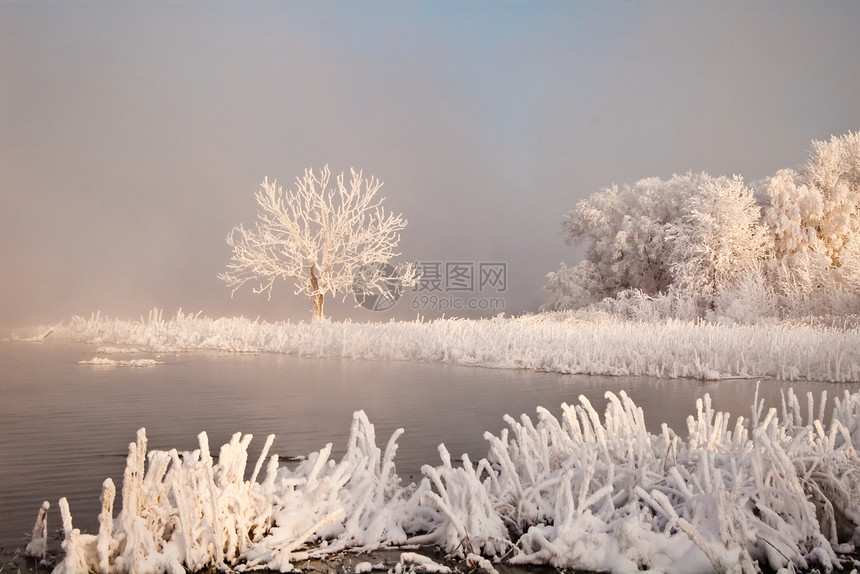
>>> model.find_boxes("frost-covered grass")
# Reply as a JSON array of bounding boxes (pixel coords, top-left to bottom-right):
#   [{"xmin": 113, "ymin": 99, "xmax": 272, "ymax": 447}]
[
  {"xmin": 30, "ymin": 388, "xmax": 860, "ymax": 573},
  {"xmin": 30, "ymin": 308, "xmax": 860, "ymax": 382}
]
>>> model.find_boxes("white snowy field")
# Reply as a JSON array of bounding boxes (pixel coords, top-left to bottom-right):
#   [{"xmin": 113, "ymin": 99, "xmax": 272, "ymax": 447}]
[
  {"xmin": 29, "ymin": 388, "xmax": 860, "ymax": 573},
  {"xmin": 23, "ymin": 308, "xmax": 860, "ymax": 382}
]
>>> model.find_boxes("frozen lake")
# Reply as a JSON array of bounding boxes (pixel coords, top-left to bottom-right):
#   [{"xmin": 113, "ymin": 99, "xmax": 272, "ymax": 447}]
[{"xmin": 1, "ymin": 340, "xmax": 858, "ymax": 563}]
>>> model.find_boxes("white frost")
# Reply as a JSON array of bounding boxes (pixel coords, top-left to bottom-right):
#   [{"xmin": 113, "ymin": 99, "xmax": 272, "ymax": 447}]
[
  {"xmin": 36, "ymin": 389, "xmax": 860, "ymax": 573},
  {"xmin": 38, "ymin": 308, "xmax": 860, "ymax": 382},
  {"xmin": 24, "ymin": 500, "xmax": 49, "ymax": 561},
  {"xmin": 398, "ymin": 551, "xmax": 451, "ymax": 573}
]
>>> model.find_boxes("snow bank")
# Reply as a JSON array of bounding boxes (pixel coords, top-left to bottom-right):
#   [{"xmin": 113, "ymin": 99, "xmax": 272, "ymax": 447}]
[
  {"xmin": 29, "ymin": 389, "xmax": 860, "ymax": 573},
  {"xmin": 78, "ymin": 357, "xmax": 164, "ymax": 367},
  {"xmin": 33, "ymin": 308, "xmax": 860, "ymax": 381},
  {"xmin": 95, "ymin": 346, "xmax": 144, "ymax": 354}
]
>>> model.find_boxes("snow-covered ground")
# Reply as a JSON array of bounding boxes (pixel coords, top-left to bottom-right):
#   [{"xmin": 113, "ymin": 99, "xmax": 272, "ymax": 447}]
[
  {"xmin": 25, "ymin": 308, "xmax": 860, "ymax": 382},
  {"xmin": 29, "ymin": 388, "xmax": 860, "ymax": 573}
]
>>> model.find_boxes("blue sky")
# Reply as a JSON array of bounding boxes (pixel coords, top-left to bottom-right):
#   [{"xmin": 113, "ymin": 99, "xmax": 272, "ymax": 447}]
[{"xmin": 2, "ymin": 1, "xmax": 858, "ymax": 327}]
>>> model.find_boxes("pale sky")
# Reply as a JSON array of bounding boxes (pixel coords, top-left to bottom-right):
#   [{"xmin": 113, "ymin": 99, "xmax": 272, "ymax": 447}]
[{"xmin": 2, "ymin": 1, "xmax": 858, "ymax": 329}]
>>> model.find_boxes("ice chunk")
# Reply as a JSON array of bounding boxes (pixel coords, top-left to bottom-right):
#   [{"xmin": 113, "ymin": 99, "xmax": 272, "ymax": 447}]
[
  {"xmin": 399, "ymin": 552, "xmax": 451, "ymax": 573},
  {"xmin": 78, "ymin": 357, "xmax": 164, "ymax": 367}
]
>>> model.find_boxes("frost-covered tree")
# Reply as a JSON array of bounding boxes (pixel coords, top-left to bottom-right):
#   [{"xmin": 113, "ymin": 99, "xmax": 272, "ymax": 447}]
[
  {"xmin": 546, "ymin": 172, "xmax": 765, "ymax": 315},
  {"xmin": 757, "ymin": 131, "xmax": 860, "ymax": 315},
  {"xmin": 759, "ymin": 133, "xmax": 860, "ymax": 266},
  {"xmin": 759, "ymin": 168, "xmax": 825, "ymax": 258},
  {"xmin": 547, "ymin": 131, "xmax": 860, "ymax": 320},
  {"xmin": 804, "ymin": 131, "xmax": 860, "ymax": 262},
  {"xmin": 557, "ymin": 175, "xmax": 690, "ymax": 300},
  {"xmin": 668, "ymin": 175, "xmax": 767, "ymax": 311},
  {"xmin": 221, "ymin": 166, "xmax": 417, "ymax": 319}
]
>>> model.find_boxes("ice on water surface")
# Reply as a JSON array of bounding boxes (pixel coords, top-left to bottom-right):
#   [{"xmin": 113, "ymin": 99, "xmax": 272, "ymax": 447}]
[
  {"xmin": 78, "ymin": 357, "xmax": 165, "ymax": 367},
  {"xmin": 29, "ymin": 388, "xmax": 860, "ymax": 574}
]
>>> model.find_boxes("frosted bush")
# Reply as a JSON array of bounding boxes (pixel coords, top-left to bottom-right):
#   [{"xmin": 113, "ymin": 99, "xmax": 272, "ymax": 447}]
[
  {"xmin": 29, "ymin": 389, "xmax": 860, "ymax": 573},
  {"xmin": 542, "ymin": 261, "xmax": 602, "ymax": 312},
  {"xmin": 589, "ymin": 288, "xmax": 701, "ymax": 322},
  {"xmin": 39, "ymin": 413, "xmax": 427, "ymax": 573},
  {"xmin": 712, "ymin": 262, "xmax": 778, "ymax": 324}
]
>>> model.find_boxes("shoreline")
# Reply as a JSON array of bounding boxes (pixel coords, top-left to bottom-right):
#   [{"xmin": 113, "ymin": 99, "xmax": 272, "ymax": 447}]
[{"xmin": 11, "ymin": 309, "xmax": 860, "ymax": 383}]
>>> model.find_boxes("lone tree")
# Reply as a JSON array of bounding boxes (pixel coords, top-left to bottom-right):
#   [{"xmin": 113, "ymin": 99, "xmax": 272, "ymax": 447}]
[{"xmin": 221, "ymin": 165, "xmax": 416, "ymax": 319}]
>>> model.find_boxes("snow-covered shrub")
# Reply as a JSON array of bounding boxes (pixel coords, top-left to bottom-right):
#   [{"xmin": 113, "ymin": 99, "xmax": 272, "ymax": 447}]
[
  {"xmin": 31, "ymin": 389, "xmax": 860, "ymax": 574},
  {"xmin": 711, "ymin": 262, "xmax": 778, "ymax": 324},
  {"xmin": 542, "ymin": 261, "xmax": 602, "ymax": 312},
  {"xmin": 757, "ymin": 131, "xmax": 860, "ymax": 318},
  {"xmin": 41, "ymin": 413, "xmax": 427, "ymax": 574},
  {"xmin": 588, "ymin": 288, "xmax": 702, "ymax": 322}
]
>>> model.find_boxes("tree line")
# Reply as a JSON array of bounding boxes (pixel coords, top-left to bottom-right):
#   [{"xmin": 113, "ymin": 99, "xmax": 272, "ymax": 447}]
[{"xmin": 545, "ymin": 131, "xmax": 860, "ymax": 320}]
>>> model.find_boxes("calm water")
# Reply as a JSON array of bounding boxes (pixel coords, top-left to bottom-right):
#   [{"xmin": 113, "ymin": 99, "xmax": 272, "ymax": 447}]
[{"xmin": 1, "ymin": 341, "xmax": 857, "ymax": 561}]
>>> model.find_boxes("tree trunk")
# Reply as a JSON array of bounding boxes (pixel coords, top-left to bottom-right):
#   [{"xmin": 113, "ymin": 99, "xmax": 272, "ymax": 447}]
[
  {"xmin": 313, "ymin": 292, "xmax": 324, "ymax": 319},
  {"xmin": 308, "ymin": 266, "xmax": 325, "ymax": 320},
  {"xmin": 708, "ymin": 266, "xmax": 718, "ymax": 312}
]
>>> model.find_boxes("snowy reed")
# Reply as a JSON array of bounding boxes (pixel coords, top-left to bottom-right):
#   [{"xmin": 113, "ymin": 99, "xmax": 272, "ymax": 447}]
[
  {"xmin": 30, "ymin": 389, "xmax": 860, "ymax": 573},
  {"xmin": 36, "ymin": 308, "xmax": 860, "ymax": 381}
]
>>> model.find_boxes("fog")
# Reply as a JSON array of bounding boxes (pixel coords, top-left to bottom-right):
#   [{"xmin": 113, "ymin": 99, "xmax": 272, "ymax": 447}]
[{"xmin": 2, "ymin": 2, "xmax": 858, "ymax": 329}]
